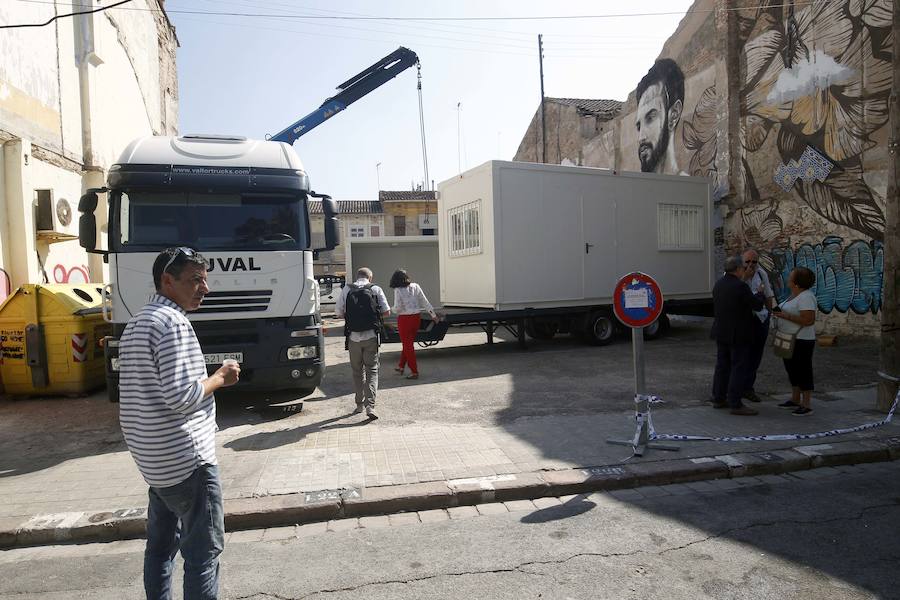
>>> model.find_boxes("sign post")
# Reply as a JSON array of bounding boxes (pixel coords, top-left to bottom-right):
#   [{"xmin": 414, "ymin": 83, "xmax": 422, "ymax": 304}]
[{"xmin": 607, "ymin": 272, "xmax": 679, "ymax": 456}]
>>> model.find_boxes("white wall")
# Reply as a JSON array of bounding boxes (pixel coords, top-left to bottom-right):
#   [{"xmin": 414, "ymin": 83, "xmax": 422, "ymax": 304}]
[{"xmin": 0, "ymin": 1, "xmax": 176, "ymax": 296}]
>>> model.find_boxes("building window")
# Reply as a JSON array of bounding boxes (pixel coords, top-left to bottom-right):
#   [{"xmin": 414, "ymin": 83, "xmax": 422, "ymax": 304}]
[
  {"xmin": 449, "ymin": 200, "xmax": 482, "ymax": 257},
  {"xmin": 394, "ymin": 215, "xmax": 406, "ymax": 236},
  {"xmin": 350, "ymin": 226, "xmax": 365, "ymax": 238},
  {"xmin": 370, "ymin": 225, "xmax": 380, "ymax": 237},
  {"xmin": 34, "ymin": 189, "xmax": 54, "ymax": 231},
  {"xmin": 658, "ymin": 204, "xmax": 703, "ymax": 251}
]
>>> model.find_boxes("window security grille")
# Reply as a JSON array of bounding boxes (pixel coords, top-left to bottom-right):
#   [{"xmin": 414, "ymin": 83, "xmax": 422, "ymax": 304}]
[
  {"xmin": 658, "ymin": 204, "xmax": 703, "ymax": 251},
  {"xmin": 448, "ymin": 200, "xmax": 482, "ymax": 257}
]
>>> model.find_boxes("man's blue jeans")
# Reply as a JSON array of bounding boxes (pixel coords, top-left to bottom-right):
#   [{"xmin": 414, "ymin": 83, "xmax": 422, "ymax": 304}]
[{"xmin": 144, "ymin": 464, "xmax": 225, "ymax": 600}]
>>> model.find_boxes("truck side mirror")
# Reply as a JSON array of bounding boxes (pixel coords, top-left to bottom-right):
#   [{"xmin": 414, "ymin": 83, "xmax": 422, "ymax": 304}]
[
  {"xmin": 309, "ymin": 192, "xmax": 340, "ymax": 251},
  {"xmin": 322, "ymin": 196, "xmax": 340, "ymax": 251},
  {"xmin": 79, "ymin": 213, "xmax": 97, "ymax": 250},
  {"xmin": 78, "ymin": 191, "xmax": 99, "ymax": 251},
  {"xmin": 78, "ymin": 189, "xmax": 107, "ymax": 254}
]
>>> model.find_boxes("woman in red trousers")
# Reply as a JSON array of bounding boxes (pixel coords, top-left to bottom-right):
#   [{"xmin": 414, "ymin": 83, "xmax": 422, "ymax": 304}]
[{"xmin": 390, "ymin": 269, "xmax": 438, "ymax": 379}]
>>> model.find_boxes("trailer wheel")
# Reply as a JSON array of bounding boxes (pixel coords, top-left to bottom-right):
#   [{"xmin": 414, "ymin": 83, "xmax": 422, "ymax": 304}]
[
  {"xmin": 584, "ymin": 312, "xmax": 615, "ymax": 346},
  {"xmin": 643, "ymin": 313, "xmax": 670, "ymax": 341},
  {"xmin": 525, "ymin": 318, "xmax": 558, "ymax": 340}
]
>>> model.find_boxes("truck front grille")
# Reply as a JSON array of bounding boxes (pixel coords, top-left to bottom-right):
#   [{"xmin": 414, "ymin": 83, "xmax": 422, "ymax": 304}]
[{"xmin": 195, "ymin": 289, "xmax": 272, "ymax": 314}]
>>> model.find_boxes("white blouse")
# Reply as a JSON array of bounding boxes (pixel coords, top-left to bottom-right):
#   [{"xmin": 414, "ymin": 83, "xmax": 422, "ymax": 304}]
[
  {"xmin": 778, "ymin": 289, "xmax": 817, "ymax": 341},
  {"xmin": 392, "ymin": 283, "xmax": 435, "ymax": 316}
]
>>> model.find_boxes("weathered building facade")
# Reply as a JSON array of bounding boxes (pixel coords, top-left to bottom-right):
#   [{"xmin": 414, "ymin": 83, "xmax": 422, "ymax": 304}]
[
  {"xmin": 309, "ymin": 200, "xmax": 385, "ymax": 276},
  {"xmin": 380, "ymin": 190, "xmax": 438, "ymax": 237},
  {"xmin": 515, "ymin": 0, "xmax": 892, "ymax": 336},
  {"xmin": 515, "ymin": 98, "xmax": 623, "ymax": 166},
  {"xmin": 0, "ymin": 1, "xmax": 178, "ymax": 300}
]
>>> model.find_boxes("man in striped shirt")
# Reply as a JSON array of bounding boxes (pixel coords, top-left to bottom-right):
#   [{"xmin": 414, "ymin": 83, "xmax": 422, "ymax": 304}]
[{"xmin": 119, "ymin": 247, "xmax": 240, "ymax": 600}]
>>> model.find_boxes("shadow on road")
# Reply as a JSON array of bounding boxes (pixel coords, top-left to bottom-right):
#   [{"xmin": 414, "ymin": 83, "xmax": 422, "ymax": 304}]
[{"xmin": 224, "ymin": 412, "xmax": 374, "ymax": 451}]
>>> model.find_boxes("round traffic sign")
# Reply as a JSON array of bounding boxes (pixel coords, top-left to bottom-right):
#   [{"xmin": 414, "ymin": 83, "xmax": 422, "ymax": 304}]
[{"xmin": 613, "ymin": 272, "xmax": 664, "ymax": 328}]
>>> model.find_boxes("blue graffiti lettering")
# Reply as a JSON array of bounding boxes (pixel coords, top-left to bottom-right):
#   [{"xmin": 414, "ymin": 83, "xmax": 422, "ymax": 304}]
[{"xmin": 770, "ymin": 236, "xmax": 883, "ymax": 314}]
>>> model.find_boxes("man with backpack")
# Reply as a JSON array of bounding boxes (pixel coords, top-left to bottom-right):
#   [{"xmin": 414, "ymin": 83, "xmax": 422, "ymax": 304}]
[{"xmin": 335, "ymin": 267, "xmax": 391, "ymax": 420}]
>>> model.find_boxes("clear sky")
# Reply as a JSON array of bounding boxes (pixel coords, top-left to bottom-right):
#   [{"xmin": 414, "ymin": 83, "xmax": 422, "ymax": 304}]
[{"xmin": 167, "ymin": 0, "xmax": 695, "ymax": 200}]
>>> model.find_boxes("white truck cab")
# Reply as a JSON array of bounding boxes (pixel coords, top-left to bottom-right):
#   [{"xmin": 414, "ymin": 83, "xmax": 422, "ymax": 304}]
[{"xmin": 78, "ymin": 135, "xmax": 339, "ymax": 401}]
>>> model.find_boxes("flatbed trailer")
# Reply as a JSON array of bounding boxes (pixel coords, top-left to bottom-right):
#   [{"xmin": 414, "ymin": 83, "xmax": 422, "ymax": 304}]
[{"xmin": 382, "ymin": 297, "xmax": 713, "ymax": 350}]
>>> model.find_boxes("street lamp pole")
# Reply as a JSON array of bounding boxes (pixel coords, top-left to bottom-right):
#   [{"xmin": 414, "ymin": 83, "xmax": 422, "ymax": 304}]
[{"xmin": 376, "ymin": 162, "xmax": 382, "ymax": 194}]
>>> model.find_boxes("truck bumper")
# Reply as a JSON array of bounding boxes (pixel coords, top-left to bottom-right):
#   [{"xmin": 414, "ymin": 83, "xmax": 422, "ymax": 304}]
[{"xmin": 105, "ymin": 316, "xmax": 324, "ymax": 399}]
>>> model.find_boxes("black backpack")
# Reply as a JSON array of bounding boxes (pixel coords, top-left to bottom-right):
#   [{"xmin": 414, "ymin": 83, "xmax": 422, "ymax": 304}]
[{"xmin": 344, "ymin": 283, "xmax": 382, "ymax": 333}]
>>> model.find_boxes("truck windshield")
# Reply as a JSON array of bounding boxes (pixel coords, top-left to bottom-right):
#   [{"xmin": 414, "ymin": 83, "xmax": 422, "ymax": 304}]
[{"xmin": 115, "ymin": 190, "xmax": 307, "ymax": 251}]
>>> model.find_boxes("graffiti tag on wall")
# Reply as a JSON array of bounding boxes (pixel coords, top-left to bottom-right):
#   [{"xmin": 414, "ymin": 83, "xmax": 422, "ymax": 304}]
[
  {"xmin": 52, "ymin": 264, "xmax": 90, "ymax": 284},
  {"xmin": 770, "ymin": 236, "xmax": 883, "ymax": 314}
]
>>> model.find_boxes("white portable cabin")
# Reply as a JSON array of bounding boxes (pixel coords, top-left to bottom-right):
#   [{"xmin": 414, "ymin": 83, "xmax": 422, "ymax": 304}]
[{"xmin": 437, "ymin": 161, "xmax": 714, "ymax": 310}]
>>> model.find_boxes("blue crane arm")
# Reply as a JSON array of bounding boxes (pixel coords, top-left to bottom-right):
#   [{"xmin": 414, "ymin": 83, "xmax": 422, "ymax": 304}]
[{"xmin": 270, "ymin": 47, "xmax": 419, "ymax": 145}]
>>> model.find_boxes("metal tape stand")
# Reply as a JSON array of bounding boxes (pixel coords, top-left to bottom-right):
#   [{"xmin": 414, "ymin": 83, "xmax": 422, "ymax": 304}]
[{"xmin": 608, "ymin": 328, "xmax": 680, "ymax": 456}]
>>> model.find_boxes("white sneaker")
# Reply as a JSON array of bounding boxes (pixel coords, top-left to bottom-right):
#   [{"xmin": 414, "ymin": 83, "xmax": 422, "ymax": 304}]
[{"xmin": 366, "ymin": 408, "xmax": 378, "ymax": 420}]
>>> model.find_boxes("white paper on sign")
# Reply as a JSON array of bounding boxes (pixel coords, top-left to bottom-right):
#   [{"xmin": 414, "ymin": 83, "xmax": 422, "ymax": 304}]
[{"xmin": 624, "ymin": 288, "xmax": 650, "ymax": 309}]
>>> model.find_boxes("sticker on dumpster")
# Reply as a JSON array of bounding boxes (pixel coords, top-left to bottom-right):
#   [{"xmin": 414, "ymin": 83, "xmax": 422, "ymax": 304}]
[
  {"xmin": 72, "ymin": 334, "xmax": 88, "ymax": 362},
  {"xmin": 1, "ymin": 330, "xmax": 24, "ymax": 360}
]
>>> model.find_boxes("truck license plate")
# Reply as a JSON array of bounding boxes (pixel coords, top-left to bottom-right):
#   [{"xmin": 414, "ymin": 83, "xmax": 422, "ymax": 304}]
[{"xmin": 204, "ymin": 352, "xmax": 243, "ymax": 365}]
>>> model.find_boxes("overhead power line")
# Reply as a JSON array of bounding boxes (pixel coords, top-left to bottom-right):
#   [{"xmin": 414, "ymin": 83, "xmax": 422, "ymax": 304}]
[
  {"xmin": 2, "ymin": 0, "xmax": 131, "ymax": 29},
  {"xmin": 12, "ymin": 0, "xmax": 835, "ymax": 25}
]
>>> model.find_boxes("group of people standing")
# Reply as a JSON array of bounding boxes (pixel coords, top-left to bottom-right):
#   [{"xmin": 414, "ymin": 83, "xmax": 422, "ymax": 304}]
[
  {"xmin": 711, "ymin": 248, "xmax": 818, "ymax": 416},
  {"xmin": 334, "ymin": 267, "xmax": 438, "ymax": 421}
]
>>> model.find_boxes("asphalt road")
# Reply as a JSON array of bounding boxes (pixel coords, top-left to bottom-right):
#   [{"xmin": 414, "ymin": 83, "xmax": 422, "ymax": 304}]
[{"xmin": 2, "ymin": 461, "xmax": 897, "ymax": 599}]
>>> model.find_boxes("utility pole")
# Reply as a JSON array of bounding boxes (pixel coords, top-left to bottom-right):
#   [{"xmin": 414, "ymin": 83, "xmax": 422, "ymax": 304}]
[
  {"xmin": 878, "ymin": 0, "xmax": 900, "ymax": 411},
  {"xmin": 538, "ymin": 34, "xmax": 546, "ymax": 164}
]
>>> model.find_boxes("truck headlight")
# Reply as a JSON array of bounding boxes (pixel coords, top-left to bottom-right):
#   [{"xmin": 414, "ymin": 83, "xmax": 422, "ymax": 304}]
[{"xmin": 287, "ymin": 345, "xmax": 317, "ymax": 360}]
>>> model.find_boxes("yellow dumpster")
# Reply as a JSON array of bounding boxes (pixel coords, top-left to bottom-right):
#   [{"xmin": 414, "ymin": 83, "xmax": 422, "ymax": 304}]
[{"xmin": 0, "ymin": 284, "xmax": 110, "ymax": 396}]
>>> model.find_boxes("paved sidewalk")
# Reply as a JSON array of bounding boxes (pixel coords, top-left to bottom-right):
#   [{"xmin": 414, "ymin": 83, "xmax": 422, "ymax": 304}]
[{"xmin": 1, "ymin": 382, "xmax": 897, "ymax": 548}]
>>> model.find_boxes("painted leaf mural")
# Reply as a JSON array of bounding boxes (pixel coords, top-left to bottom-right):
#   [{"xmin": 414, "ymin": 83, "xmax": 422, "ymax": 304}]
[{"xmin": 727, "ymin": 0, "xmax": 891, "ymax": 316}]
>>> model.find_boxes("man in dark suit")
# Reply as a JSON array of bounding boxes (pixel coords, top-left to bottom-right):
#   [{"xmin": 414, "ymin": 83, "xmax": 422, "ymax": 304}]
[{"xmin": 711, "ymin": 255, "xmax": 765, "ymax": 415}]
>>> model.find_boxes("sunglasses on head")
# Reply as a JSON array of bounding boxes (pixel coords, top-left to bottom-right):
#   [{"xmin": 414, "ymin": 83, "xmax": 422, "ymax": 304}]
[{"xmin": 163, "ymin": 247, "xmax": 196, "ymax": 275}]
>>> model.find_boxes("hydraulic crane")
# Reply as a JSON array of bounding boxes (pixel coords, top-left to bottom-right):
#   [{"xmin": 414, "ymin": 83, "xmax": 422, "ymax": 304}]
[{"xmin": 270, "ymin": 47, "xmax": 420, "ymax": 146}]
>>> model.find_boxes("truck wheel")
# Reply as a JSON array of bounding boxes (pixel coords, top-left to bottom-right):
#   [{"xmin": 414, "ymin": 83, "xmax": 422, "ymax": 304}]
[
  {"xmin": 525, "ymin": 318, "xmax": 558, "ymax": 340},
  {"xmin": 643, "ymin": 313, "xmax": 670, "ymax": 341},
  {"xmin": 584, "ymin": 312, "xmax": 615, "ymax": 346}
]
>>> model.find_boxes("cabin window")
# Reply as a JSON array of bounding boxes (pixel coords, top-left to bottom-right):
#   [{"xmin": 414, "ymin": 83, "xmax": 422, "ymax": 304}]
[
  {"xmin": 448, "ymin": 200, "xmax": 482, "ymax": 257},
  {"xmin": 658, "ymin": 203, "xmax": 703, "ymax": 251}
]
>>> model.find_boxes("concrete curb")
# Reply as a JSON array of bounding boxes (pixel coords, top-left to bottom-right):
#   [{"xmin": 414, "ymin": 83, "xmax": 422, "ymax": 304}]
[{"xmin": 2, "ymin": 436, "xmax": 897, "ymax": 549}]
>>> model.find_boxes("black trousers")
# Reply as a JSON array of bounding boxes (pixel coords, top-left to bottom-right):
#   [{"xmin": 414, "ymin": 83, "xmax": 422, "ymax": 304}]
[
  {"xmin": 783, "ymin": 339, "xmax": 815, "ymax": 391},
  {"xmin": 713, "ymin": 341, "xmax": 753, "ymax": 408},
  {"xmin": 745, "ymin": 315, "xmax": 770, "ymax": 393}
]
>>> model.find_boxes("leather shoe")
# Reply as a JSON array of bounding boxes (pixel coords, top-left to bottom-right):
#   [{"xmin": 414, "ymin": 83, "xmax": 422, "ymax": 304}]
[
  {"xmin": 743, "ymin": 390, "xmax": 762, "ymax": 403},
  {"xmin": 730, "ymin": 406, "xmax": 758, "ymax": 416}
]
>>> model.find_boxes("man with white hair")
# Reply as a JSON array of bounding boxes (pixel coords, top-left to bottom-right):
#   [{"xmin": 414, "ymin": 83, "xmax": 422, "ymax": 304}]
[{"xmin": 741, "ymin": 248, "xmax": 776, "ymax": 403}]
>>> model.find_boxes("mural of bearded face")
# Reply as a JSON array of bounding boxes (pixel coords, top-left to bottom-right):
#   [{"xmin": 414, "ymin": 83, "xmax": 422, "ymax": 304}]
[
  {"xmin": 635, "ymin": 59, "xmax": 685, "ymax": 174},
  {"xmin": 636, "ymin": 82, "xmax": 671, "ymax": 172}
]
